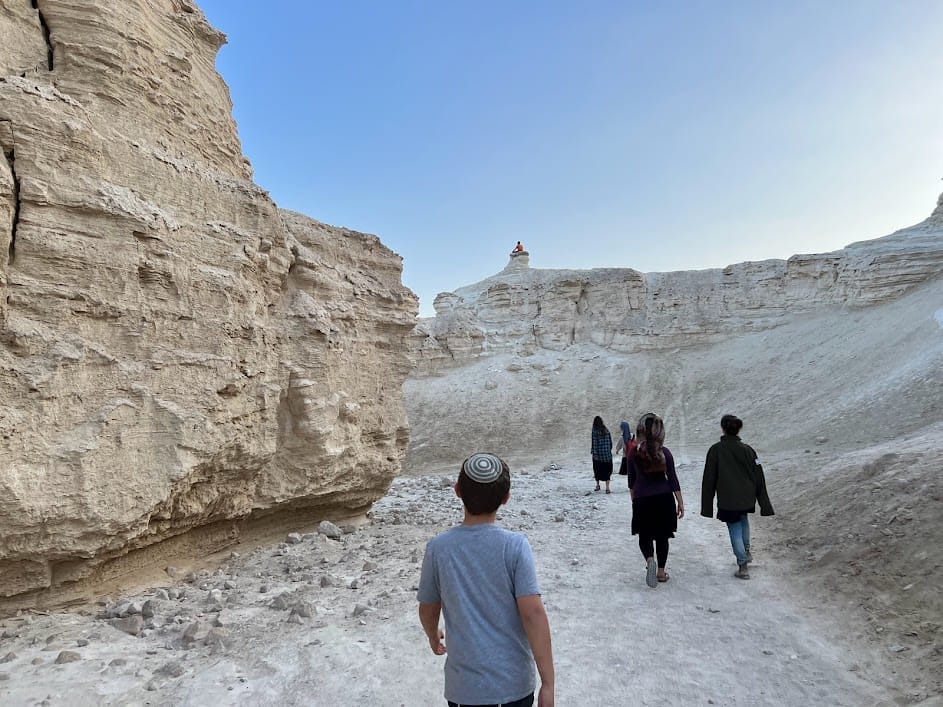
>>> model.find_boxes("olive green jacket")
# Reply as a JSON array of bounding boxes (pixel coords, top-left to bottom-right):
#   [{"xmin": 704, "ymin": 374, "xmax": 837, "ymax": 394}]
[{"xmin": 701, "ymin": 435, "xmax": 775, "ymax": 518}]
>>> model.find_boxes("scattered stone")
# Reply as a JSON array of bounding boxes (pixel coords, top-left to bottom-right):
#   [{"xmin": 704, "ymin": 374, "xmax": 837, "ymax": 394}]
[
  {"xmin": 554, "ymin": 514, "xmax": 565, "ymax": 522},
  {"xmin": 167, "ymin": 588, "xmax": 180, "ymax": 600},
  {"xmin": 205, "ymin": 627, "xmax": 232, "ymax": 649},
  {"xmin": 154, "ymin": 589, "xmax": 170, "ymax": 601},
  {"xmin": 142, "ymin": 600, "xmax": 157, "ymax": 619},
  {"xmin": 352, "ymin": 604, "xmax": 369, "ymax": 617},
  {"xmin": 31, "ymin": 657, "xmax": 44, "ymax": 665},
  {"xmin": 0, "ymin": 652, "xmax": 16, "ymax": 663},
  {"xmin": 206, "ymin": 589, "xmax": 224, "ymax": 605},
  {"xmin": 319, "ymin": 575, "xmax": 333, "ymax": 588},
  {"xmin": 158, "ymin": 660, "xmax": 186, "ymax": 678},
  {"xmin": 362, "ymin": 561, "xmax": 378, "ymax": 572},
  {"xmin": 229, "ymin": 551, "xmax": 241, "ymax": 560},
  {"xmin": 286, "ymin": 612, "xmax": 303, "ymax": 625},
  {"xmin": 270, "ymin": 594, "xmax": 291, "ymax": 611},
  {"xmin": 55, "ymin": 651, "xmax": 81, "ymax": 664},
  {"xmin": 76, "ymin": 639, "xmax": 89, "ymax": 647},
  {"xmin": 889, "ymin": 645, "xmax": 910, "ymax": 653},
  {"xmin": 182, "ymin": 621, "xmax": 206, "ymax": 645},
  {"xmin": 259, "ymin": 584, "xmax": 270, "ymax": 593},
  {"xmin": 341, "ymin": 524, "xmax": 357, "ymax": 535},
  {"xmin": 347, "ymin": 578, "xmax": 360, "ymax": 590},
  {"xmin": 112, "ymin": 616, "xmax": 145, "ymax": 636},
  {"xmin": 318, "ymin": 521, "xmax": 343, "ymax": 540},
  {"xmin": 109, "ymin": 658, "xmax": 127, "ymax": 667},
  {"xmin": 223, "ymin": 580, "xmax": 237, "ymax": 590},
  {"xmin": 165, "ymin": 566, "xmax": 185, "ymax": 580},
  {"xmin": 291, "ymin": 602, "xmax": 315, "ymax": 618},
  {"xmin": 762, "ymin": 649, "xmax": 774, "ymax": 656}
]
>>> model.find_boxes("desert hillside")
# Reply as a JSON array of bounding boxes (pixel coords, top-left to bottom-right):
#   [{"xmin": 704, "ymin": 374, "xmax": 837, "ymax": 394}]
[{"xmin": 403, "ymin": 197, "xmax": 943, "ymax": 700}]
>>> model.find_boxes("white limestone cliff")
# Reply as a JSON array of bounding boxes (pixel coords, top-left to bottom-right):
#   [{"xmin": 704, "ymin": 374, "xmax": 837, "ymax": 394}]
[
  {"xmin": 406, "ymin": 196, "xmax": 943, "ymax": 472},
  {"xmin": 0, "ymin": 0, "xmax": 416, "ymax": 601},
  {"xmin": 412, "ymin": 200, "xmax": 943, "ymax": 370}
]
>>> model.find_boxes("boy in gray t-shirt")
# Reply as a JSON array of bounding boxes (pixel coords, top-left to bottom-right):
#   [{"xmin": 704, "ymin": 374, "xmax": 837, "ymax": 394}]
[{"xmin": 418, "ymin": 453, "xmax": 555, "ymax": 707}]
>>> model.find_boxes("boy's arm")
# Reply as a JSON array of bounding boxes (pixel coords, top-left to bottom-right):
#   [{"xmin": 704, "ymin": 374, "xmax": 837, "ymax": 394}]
[
  {"xmin": 418, "ymin": 602, "xmax": 446, "ymax": 655},
  {"xmin": 517, "ymin": 594, "xmax": 554, "ymax": 707},
  {"xmin": 700, "ymin": 446, "xmax": 718, "ymax": 517}
]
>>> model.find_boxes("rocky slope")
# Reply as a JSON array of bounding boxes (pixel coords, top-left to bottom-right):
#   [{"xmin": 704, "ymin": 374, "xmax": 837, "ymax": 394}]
[
  {"xmin": 412, "ymin": 192, "xmax": 943, "ymax": 371},
  {"xmin": 404, "ymin": 199, "xmax": 943, "ymax": 701},
  {"xmin": 0, "ymin": 0, "xmax": 416, "ymax": 604}
]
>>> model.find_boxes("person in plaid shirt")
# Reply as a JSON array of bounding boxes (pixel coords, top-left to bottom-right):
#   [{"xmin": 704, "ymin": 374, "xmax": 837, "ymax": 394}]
[{"xmin": 590, "ymin": 416, "xmax": 613, "ymax": 493}]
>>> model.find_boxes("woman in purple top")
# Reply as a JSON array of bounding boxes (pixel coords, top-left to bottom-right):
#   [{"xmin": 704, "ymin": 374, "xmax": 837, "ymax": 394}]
[{"xmin": 627, "ymin": 413, "xmax": 685, "ymax": 588}]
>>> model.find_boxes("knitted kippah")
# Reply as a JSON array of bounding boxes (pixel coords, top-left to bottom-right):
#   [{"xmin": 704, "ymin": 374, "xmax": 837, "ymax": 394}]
[{"xmin": 462, "ymin": 453, "xmax": 504, "ymax": 483}]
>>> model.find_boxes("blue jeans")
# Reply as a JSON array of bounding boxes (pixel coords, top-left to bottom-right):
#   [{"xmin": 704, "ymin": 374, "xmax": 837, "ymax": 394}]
[{"xmin": 726, "ymin": 515, "xmax": 751, "ymax": 565}]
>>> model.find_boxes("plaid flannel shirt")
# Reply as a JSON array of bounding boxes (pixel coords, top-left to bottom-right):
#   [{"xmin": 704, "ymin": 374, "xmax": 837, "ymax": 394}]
[{"xmin": 591, "ymin": 428, "xmax": 612, "ymax": 462}]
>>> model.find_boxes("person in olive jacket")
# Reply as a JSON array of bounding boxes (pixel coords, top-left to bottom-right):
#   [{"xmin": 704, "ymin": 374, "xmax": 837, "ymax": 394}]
[{"xmin": 701, "ymin": 414, "xmax": 774, "ymax": 579}]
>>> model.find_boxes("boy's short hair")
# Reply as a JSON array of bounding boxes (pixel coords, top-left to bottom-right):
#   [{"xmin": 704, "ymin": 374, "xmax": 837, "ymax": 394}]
[
  {"xmin": 721, "ymin": 414, "xmax": 743, "ymax": 435},
  {"xmin": 457, "ymin": 453, "xmax": 511, "ymax": 515}
]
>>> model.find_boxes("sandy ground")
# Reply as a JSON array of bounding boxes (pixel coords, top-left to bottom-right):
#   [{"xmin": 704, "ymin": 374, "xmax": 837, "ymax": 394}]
[
  {"xmin": 0, "ymin": 453, "xmax": 927, "ymax": 706},
  {"xmin": 1, "ymin": 276, "xmax": 940, "ymax": 705}
]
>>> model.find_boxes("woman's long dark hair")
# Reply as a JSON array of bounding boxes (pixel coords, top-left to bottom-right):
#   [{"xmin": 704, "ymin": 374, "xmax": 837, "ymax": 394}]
[
  {"xmin": 635, "ymin": 412, "xmax": 666, "ymax": 473},
  {"xmin": 592, "ymin": 415, "xmax": 607, "ymax": 434}
]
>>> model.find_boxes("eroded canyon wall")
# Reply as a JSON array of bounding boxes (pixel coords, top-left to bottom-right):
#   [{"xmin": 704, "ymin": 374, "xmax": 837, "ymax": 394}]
[
  {"xmin": 412, "ymin": 194, "xmax": 943, "ymax": 371},
  {"xmin": 0, "ymin": 0, "xmax": 416, "ymax": 599}
]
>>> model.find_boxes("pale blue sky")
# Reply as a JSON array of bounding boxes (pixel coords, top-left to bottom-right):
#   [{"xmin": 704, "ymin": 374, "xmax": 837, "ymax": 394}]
[{"xmin": 199, "ymin": 1, "xmax": 943, "ymax": 316}]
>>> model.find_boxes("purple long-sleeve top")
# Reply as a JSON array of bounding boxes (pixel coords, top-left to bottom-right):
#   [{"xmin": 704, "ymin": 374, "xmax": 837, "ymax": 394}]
[{"xmin": 627, "ymin": 446, "xmax": 681, "ymax": 499}]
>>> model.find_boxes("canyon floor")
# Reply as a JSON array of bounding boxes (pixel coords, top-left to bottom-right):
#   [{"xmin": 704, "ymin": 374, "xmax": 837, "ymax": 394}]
[{"xmin": 0, "ymin": 451, "xmax": 937, "ymax": 706}]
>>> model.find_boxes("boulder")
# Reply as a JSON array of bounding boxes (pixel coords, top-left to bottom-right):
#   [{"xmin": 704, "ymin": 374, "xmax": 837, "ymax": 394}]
[{"xmin": 0, "ymin": 0, "xmax": 416, "ymax": 602}]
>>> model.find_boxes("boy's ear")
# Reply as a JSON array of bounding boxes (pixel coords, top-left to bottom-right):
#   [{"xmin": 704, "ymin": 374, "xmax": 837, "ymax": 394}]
[
  {"xmin": 454, "ymin": 482, "xmax": 462, "ymax": 499},
  {"xmin": 500, "ymin": 491, "xmax": 510, "ymax": 506}
]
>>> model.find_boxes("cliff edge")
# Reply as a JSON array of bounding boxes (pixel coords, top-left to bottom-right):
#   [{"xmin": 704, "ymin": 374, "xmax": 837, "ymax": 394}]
[{"xmin": 0, "ymin": 0, "xmax": 416, "ymax": 603}]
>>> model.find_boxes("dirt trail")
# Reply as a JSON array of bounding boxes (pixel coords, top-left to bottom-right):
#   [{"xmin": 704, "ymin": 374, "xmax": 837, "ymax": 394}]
[{"xmin": 0, "ymin": 461, "xmax": 899, "ymax": 706}]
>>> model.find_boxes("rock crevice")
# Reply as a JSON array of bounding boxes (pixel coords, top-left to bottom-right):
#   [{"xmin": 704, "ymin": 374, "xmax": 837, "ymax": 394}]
[
  {"xmin": 0, "ymin": 130, "xmax": 19, "ymax": 269},
  {"xmin": 30, "ymin": 0, "xmax": 54, "ymax": 71}
]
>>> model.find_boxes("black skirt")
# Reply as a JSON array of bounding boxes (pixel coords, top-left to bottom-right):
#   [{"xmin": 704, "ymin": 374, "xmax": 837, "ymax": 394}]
[
  {"xmin": 631, "ymin": 492, "xmax": 677, "ymax": 538},
  {"xmin": 592, "ymin": 459, "xmax": 613, "ymax": 481}
]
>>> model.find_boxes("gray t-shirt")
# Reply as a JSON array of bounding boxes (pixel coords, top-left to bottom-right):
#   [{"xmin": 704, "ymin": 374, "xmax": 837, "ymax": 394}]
[{"xmin": 417, "ymin": 523, "xmax": 540, "ymax": 705}]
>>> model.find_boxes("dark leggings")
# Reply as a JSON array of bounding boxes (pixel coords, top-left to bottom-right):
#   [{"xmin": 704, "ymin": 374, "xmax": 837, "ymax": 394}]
[{"xmin": 639, "ymin": 534, "xmax": 669, "ymax": 568}]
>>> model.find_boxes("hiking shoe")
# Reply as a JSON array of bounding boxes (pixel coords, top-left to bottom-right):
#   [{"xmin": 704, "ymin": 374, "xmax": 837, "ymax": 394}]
[
  {"xmin": 735, "ymin": 564, "xmax": 750, "ymax": 580},
  {"xmin": 646, "ymin": 558, "xmax": 658, "ymax": 588}
]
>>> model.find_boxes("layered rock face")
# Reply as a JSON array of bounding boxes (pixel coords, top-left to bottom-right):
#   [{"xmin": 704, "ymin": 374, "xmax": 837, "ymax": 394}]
[
  {"xmin": 0, "ymin": 0, "xmax": 416, "ymax": 600},
  {"xmin": 412, "ymin": 197, "xmax": 943, "ymax": 370}
]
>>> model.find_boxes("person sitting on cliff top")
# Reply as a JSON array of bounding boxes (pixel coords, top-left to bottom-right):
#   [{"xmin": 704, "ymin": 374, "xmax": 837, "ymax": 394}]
[{"xmin": 511, "ymin": 241, "xmax": 525, "ymax": 255}]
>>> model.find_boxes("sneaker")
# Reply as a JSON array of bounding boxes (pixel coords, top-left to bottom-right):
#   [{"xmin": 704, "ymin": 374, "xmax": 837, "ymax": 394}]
[
  {"xmin": 646, "ymin": 558, "xmax": 658, "ymax": 588},
  {"xmin": 735, "ymin": 564, "xmax": 750, "ymax": 580}
]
